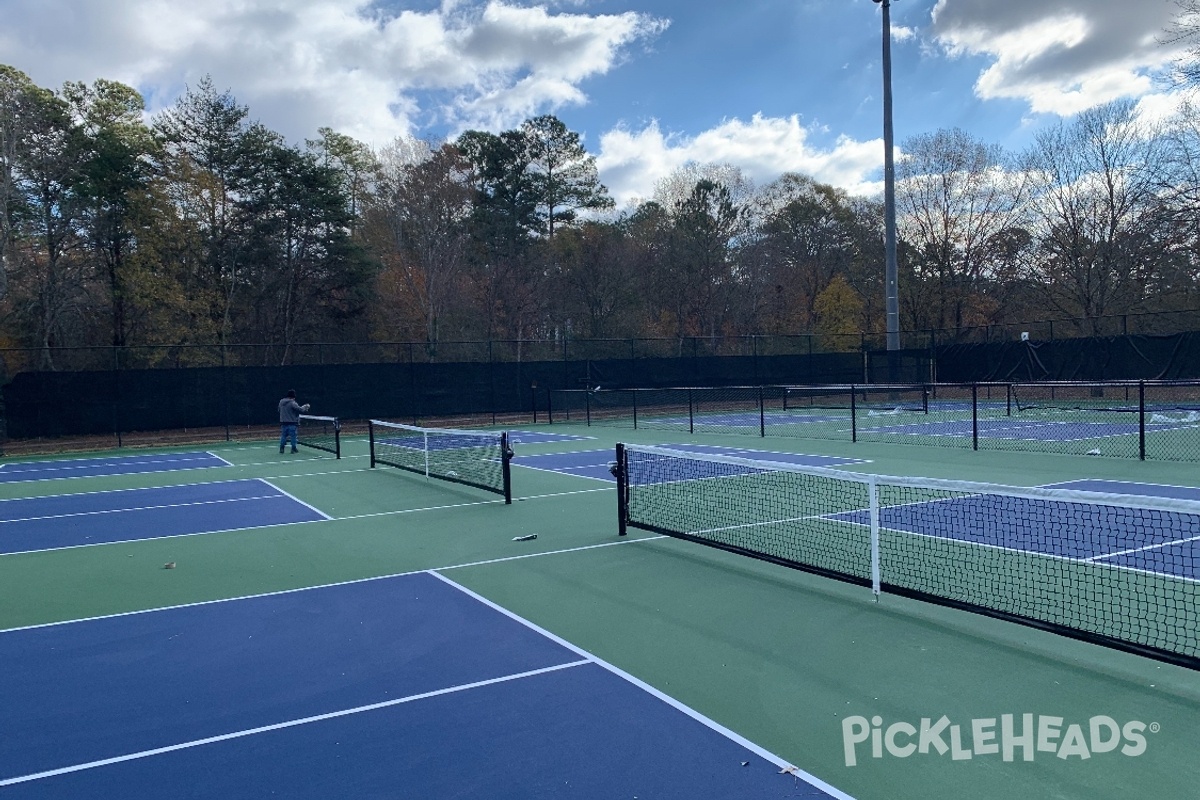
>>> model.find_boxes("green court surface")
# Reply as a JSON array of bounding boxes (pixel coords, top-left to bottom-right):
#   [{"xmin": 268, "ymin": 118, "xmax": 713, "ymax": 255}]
[{"xmin": 2, "ymin": 426, "xmax": 1198, "ymax": 799}]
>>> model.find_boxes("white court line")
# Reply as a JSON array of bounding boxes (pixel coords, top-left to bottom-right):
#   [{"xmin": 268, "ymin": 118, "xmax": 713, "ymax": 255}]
[
  {"xmin": 512, "ymin": 462, "xmax": 616, "ymax": 484},
  {"xmin": 0, "ymin": 463, "xmax": 228, "ymax": 484},
  {"xmin": 1087, "ymin": 533, "xmax": 1200, "ymax": 563},
  {"xmin": 0, "ymin": 484, "xmax": 615, "ymax": 558},
  {"xmin": 257, "ymin": 479, "xmax": 332, "ymax": 521},
  {"xmin": 0, "ymin": 453, "xmax": 227, "ymax": 476},
  {"xmin": 0, "ymin": 660, "xmax": 589, "ymax": 788},
  {"xmin": 428, "ymin": 571, "xmax": 858, "ymax": 800},
  {"xmin": 204, "ymin": 451, "xmax": 235, "ymax": 468},
  {"xmin": 0, "ymin": 535, "xmax": 664, "ymax": 633},
  {"xmin": 0, "ymin": 494, "xmax": 287, "ymax": 525},
  {"xmin": 0, "ymin": 517, "xmax": 330, "ymax": 558},
  {"xmin": 0, "ymin": 473, "xmax": 366, "ymax": 505}
]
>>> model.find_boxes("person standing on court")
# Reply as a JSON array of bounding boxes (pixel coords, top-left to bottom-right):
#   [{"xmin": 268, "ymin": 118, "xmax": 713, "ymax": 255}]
[{"xmin": 278, "ymin": 390, "xmax": 310, "ymax": 454}]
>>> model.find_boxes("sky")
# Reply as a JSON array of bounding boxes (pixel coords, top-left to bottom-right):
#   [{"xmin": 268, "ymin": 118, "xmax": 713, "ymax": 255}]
[{"xmin": 0, "ymin": 0, "xmax": 1192, "ymax": 208}]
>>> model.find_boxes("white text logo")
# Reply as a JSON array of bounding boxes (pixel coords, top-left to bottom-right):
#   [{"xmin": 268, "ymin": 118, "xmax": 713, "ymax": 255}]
[{"xmin": 841, "ymin": 714, "xmax": 1156, "ymax": 767}]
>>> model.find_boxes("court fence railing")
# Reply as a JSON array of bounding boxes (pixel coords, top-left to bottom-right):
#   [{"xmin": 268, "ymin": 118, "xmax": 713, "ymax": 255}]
[{"xmin": 548, "ymin": 380, "xmax": 1200, "ymax": 463}]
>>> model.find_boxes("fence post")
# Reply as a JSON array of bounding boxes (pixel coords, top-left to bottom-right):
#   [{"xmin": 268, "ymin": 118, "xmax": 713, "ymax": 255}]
[{"xmin": 222, "ymin": 344, "xmax": 230, "ymax": 441}]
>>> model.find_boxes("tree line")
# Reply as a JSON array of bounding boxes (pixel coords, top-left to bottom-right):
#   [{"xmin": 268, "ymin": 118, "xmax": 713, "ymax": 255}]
[{"xmin": 2, "ymin": 64, "xmax": 1199, "ymax": 368}]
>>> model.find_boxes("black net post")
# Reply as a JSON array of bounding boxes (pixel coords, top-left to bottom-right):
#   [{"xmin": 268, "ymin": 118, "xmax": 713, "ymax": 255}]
[
  {"xmin": 586, "ymin": 390, "xmax": 592, "ymax": 426},
  {"xmin": 1139, "ymin": 381, "xmax": 1146, "ymax": 461},
  {"xmin": 850, "ymin": 385, "xmax": 858, "ymax": 443},
  {"xmin": 368, "ymin": 420, "xmax": 377, "ymax": 467},
  {"xmin": 501, "ymin": 431, "xmax": 513, "ymax": 504},
  {"xmin": 614, "ymin": 443, "xmax": 628, "ymax": 536},
  {"xmin": 546, "ymin": 388, "xmax": 554, "ymax": 424},
  {"xmin": 758, "ymin": 385, "xmax": 766, "ymax": 437},
  {"xmin": 334, "ymin": 420, "xmax": 342, "ymax": 460},
  {"xmin": 972, "ymin": 383, "xmax": 979, "ymax": 451}
]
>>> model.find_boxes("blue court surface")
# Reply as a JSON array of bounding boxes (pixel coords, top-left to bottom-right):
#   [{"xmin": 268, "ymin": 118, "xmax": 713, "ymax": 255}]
[
  {"xmin": 516, "ymin": 445, "xmax": 864, "ymax": 483},
  {"xmin": 0, "ymin": 572, "xmax": 847, "ymax": 799},
  {"xmin": 862, "ymin": 417, "xmax": 1191, "ymax": 442},
  {"xmin": 506, "ymin": 430, "xmax": 592, "ymax": 446},
  {"xmin": 830, "ymin": 481, "xmax": 1200, "ymax": 580},
  {"xmin": 642, "ymin": 411, "xmax": 851, "ymax": 429},
  {"xmin": 0, "ymin": 451, "xmax": 230, "ymax": 483},
  {"xmin": 0, "ymin": 480, "xmax": 328, "ymax": 555}
]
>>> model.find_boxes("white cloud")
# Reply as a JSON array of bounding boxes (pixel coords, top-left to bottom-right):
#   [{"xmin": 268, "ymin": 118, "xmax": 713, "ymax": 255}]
[
  {"xmin": 596, "ymin": 114, "xmax": 883, "ymax": 208},
  {"xmin": 0, "ymin": 0, "xmax": 666, "ymax": 146},
  {"xmin": 931, "ymin": 0, "xmax": 1187, "ymax": 117}
]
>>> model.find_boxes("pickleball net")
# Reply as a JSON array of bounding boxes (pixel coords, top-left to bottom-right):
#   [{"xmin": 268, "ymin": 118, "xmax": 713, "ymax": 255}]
[
  {"xmin": 613, "ymin": 443, "xmax": 1200, "ymax": 669},
  {"xmin": 369, "ymin": 420, "xmax": 513, "ymax": 503},
  {"xmin": 297, "ymin": 414, "xmax": 341, "ymax": 458}
]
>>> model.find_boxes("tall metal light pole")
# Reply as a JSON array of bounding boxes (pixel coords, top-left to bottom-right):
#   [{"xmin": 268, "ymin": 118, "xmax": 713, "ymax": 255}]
[{"xmin": 875, "ymin": 0, "xmax": 900, "ymax": 351}]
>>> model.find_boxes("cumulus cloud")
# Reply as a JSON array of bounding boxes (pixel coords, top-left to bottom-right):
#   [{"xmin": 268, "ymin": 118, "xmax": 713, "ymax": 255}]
[
  {"xmin": 0, "ymin": 0, "xmax": 666, "ymax": 145},
  {"xmin": 931, "ymin": 0, "xmax": 1187, "ymax": 115},
  {"xmin": 596, "ymin": 115, "xmax": 883, "ymax": 208}
]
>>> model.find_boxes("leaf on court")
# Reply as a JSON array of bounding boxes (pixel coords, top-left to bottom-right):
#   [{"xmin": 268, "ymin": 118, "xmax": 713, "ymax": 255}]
[
  {"xmin": 163, "ymin": 562, "xmax": 176, "ymax": 569},
  {"xmin": 512, "ymin": 534, "xmax": 537, "ymax": 542},
  {"xmin": 778, "ymin": 766, "xmax": 799, "ymax": 775}
]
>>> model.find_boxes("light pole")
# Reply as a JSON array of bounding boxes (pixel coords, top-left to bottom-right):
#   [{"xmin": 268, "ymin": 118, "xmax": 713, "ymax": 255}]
[{"xmin": 874, "ymin": 0, "xmax": 900, "ymax": 351}]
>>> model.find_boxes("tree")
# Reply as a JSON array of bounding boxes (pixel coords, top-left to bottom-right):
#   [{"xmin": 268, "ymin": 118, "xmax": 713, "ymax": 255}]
[
  {"xmin": 456, "ymin": 128, "xmax": 544, "ymax": 339},
  {"xmin": 550, "ymin": 219, "xmax": 644, "ymax": 337},
  {"xmin": 895, "ymin": 128, "xmax": 1024, "ymax": 336},
  {"xmin": 366, "ymin": 143, "xmax": 474, "ymax": 343},
  {"xmin": 745, "ymin": 174, "xmax": 862, "ymax": 334},
  {"xmin": 656, "ymin": 178, "xmax": 744, "ymax": 338},
  {"xmin": 814, "ymin": 274, "xmax": 863, "ymax": 351},
  {"xmin": 1022, "ymin": 100, "xmax": 1175, "ymax": 332},
  {"xmin": 521, "ymin": 115, "xmax": 612, "ymax": 239},
  {"xmin": 1164, "ymin": 1, "xmax": 1200, "ymax": 85},
  {"xmin": 0, "ymin": 65, "xmax": 43, "ymax": 304},
  {"xmin": 7, "ymin": 81, "xmax": 95, "ymax": 364},
  {"xmin": 62, "ymin": 78, "xmax": 157, "ymax": 348},
  {"xmin": 154, "ymin": 77, "xmax": 256, "ymax": 343},
  {"xmin": 307, "ymin": 127, "xmax": 376, "ymax": 240}
]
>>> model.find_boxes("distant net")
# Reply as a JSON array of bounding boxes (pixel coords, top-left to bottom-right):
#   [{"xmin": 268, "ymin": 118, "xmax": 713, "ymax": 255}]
[
  {"xmin": 368, "ymin": 420, "xmax": 512, "ymax": 502},
  {"xmin": 297, "ymin": 414, "xmax": 341, "ymax": 458},
  {"xmin": 1012, "ymin": 382, "xmax": 1142, "ymax": 415},
  {"xmin": 783, "ymin": 384, "xmax": 929, "ymax": 415},
  {"xmin": 615, "ymin": 443, "xmax": 1200, "ymax": 669}
]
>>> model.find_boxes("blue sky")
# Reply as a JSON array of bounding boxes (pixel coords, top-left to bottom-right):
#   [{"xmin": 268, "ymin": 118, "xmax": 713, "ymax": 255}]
[{"xmin": 0, "ymin": 0, "xmax": 1190, "ymax": 206}]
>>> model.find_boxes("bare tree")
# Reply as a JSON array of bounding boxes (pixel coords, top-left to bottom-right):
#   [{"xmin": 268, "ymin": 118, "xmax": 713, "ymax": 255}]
[
  {"xmin": 896, "ymin": 128, "xmax": 1025, "ymax": 335},
  {"xmin": 1022, "ymin": 100, "xmax": 1176, "ymax": 331},
  {"xmin": 1163, "ymin": 1, "xmax": 1200, "ymax": 85},
  {"xmin": 367, "ymin": 142, "xmax": 473, "ymax": 344}
]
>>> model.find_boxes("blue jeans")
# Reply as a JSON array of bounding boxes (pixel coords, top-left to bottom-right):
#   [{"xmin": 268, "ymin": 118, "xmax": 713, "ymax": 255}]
[{"xmin": 280, "ymin": 424, "xmax": 298, "ymax": 452}]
